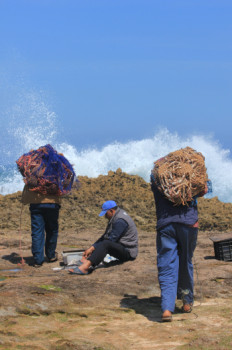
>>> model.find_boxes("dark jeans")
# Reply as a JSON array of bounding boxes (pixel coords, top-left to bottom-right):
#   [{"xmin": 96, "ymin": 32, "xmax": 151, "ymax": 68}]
[
  {"xmin": 88, "ymin": 240, "xmax": 131, "ymax": 267},
  {"xmin": 30, "ymin": 203, "xmax": 60, "ymax": 265}
]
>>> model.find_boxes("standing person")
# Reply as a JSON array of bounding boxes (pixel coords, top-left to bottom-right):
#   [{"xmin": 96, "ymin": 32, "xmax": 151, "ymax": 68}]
[
  {"xmin": 151, "ymin": 174, "xmax": 208, "ymax": 322},
  {"xmin": 69, "ymin": 200, "xmax": 138, "ymax": 275},
  {"xmin": 22, "ymin": 185, "xmax": 61, "ymax": 267},
  {"xmin": 17, "ymin": 144, "xmax": 76, "ymax": 268}
]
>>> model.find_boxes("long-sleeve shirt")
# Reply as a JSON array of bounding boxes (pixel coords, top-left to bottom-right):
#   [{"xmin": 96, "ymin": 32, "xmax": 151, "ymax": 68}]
[
  {"xmin": 93, "ymin": 218, "xmax": 128, "ymax": 248},
  {"xmin": 151, "ymin": 176, "xmax": 208, "ymax": 230}
]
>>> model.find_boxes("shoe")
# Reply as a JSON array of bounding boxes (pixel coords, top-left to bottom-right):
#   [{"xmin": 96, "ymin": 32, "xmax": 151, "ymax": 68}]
[
  {"xmin": 48, "ymin": 257, "xmax": 58, "ymax": 263},
  {"xmin": 33, "ymin": 263, "xmax": 43, "ymax": 268},
  {"xmin": 182, "ymin": 303, "xmax": 193, "ymax": 313},
  {"xmin": 162, "ymin": 310, "xmax": 172, "ymax": 322},
  {"xmin": 47, "ymin": 252, "xmax": 58, "ymax": 263},
  {"xmin": 68, "ymin": 267, "xmax": 89, "ymax": 275},
  {"xmin": 162, "ymin": 315, "xmax": 172, "ymax": 322}
]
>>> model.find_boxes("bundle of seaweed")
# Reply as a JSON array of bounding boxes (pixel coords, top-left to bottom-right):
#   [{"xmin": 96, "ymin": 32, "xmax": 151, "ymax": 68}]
[
  {"xmin": 151, "ymin": 147, "xmax": 208, "ymax": 206},
  {"xmin": 16, "ymin": 144, "xmax": 76, "ymax": 196}
]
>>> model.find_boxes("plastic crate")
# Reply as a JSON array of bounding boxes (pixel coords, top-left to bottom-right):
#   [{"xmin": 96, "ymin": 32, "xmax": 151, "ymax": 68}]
[
  {"xmin": 210, "ymin": 234, "xmax": 232, "ymax": 261},
  {"xmin": 62, "ymin": 250, "xmax": 84, "ymax": 265},
  {"xmin": 213, "ymin": 240, "xmax": 232, "ymax": 261}
]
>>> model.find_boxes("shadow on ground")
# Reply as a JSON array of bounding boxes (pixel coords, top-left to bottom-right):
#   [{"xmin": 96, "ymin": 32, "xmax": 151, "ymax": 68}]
[
  {"xmin": 2, "ymin": 252, "xmax": 34, "ymax": 266},
  {"xmin": 120, "ymin": 295, "xmax": 161, "ymax": 322}
]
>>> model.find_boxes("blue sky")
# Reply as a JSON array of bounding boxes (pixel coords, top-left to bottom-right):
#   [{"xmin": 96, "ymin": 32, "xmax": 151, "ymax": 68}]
[{"xmin": 0, "ymin": 0, "xmax": 232, "ymax": 153}]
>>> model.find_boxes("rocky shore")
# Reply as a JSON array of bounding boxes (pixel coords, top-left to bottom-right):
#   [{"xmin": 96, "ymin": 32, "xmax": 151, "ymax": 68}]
[
  {"xmin": 0, "ymin": 170, "xmax": 232, "ymax": 350},
  {"xmin": 1, "ymin": 169, "xmax": 232, "ymax": 232}
]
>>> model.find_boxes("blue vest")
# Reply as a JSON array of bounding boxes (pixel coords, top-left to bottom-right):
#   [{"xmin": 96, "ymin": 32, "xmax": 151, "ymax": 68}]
[{"xmin": 151, "ymin": 180, "xmax": 198, "ymax": 230}]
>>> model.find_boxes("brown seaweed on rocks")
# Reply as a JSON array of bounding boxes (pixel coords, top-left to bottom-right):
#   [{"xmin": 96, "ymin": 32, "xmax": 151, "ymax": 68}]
[{"xmin": 0, "ymin": 169, "xmax": 231, "ymax": 233}]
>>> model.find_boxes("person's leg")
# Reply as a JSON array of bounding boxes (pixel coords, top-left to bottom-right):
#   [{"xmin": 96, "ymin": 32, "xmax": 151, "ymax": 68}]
[
  {"xmin": 157, "ymin": 224, "xmax": 179, "ymax": 314},
  {"xmin": 73, "ymin": 240, "xmax": 131, "ymax": 274},
  {"xmin": 44, "ymin": 206, "xmax": 60, "ymax": 261},
  {"xmin": 89, "ymin": 240, "xmax": 131, "ymax": 266},
  {"xmin": 176, "ymin": 224, "xmax": 198, "ymax": 307},
  {"xmin": 30, "ymin": 204, "xmax": 45, "ymax": 265}
]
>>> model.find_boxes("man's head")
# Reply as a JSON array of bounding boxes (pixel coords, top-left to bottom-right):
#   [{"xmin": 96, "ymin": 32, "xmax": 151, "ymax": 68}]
[{"xmin": 99, "ymin": 200, "xmax": 117, "ymax": 220}]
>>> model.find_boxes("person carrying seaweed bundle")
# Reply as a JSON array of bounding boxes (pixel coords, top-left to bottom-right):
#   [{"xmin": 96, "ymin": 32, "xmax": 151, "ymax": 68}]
[
  {"xmin": 17, "ymin": 145, "xmax": 76, "ymax": 267},
  {"xmin": 150, "ymin": 147, "xmax": 210, "ymax": 322}
]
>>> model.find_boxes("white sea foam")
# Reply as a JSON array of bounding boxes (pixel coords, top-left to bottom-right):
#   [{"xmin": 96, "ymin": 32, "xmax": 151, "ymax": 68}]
[
  {"xmin": 0, "ymin": 91, "xmax": 231, "ymax": 202},
  {"xmin": 57, "ymin": 131, "xmax": 232, "ymax": 203}
]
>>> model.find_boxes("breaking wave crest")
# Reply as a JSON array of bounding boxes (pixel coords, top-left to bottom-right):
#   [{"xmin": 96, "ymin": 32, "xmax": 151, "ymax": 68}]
[{"xmin": 0, "ymin": 91, "xmax": 231, "ymax": 203}]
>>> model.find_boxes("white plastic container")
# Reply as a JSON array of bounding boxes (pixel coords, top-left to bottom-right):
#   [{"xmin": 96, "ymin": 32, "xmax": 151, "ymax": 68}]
[{"xmin": 62, "ymin": 250, "xmax": 84, "ymax": 266}]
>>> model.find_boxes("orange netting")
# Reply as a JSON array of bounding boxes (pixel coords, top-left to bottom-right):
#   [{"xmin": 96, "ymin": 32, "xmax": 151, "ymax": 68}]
[{"xmin": 16, "ymin": 144, "xmax": 76, "ymax": 196}]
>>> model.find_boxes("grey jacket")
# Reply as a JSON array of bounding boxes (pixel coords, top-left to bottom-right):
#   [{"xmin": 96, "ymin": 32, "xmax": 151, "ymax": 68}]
[{"xmin": 104, "ymin": 208, "xmax": 138, "ymax": 258}]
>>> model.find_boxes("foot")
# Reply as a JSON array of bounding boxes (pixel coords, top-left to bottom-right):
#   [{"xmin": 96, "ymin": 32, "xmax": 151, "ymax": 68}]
[
  {"xmin": 162, "ymin": 310, "xmax": 172, "ymax": 322},
  {"xmin": 33, "ymin": 263, "xmax": 43, "ymax": 268},
  {"xmin": 75, "ymin": 264, "xmax": 89, "ymax": 274},
  {"xmin": 48, "ymin": 257, "xmax": 58, "ymax": 263},
  {"xmin": 69, "ymin": 260, "xmax": 91, "ymax": 275},
  {"xmin": 47, "ymin": 252, "xmax": 58, "ymax": 263},
  {"xmin": 182, "ymin": 303, "xmax": 193, "ymax": 313},
  {"xmin": 68, "ymin": 266, "xmax": 89, "ymax": 275}
]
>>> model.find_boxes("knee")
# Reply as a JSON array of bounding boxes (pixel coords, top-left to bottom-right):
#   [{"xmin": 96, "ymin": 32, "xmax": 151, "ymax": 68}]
[{"xmin": 101, "ymin": 240, "xmax": 110, "ymax": 248}]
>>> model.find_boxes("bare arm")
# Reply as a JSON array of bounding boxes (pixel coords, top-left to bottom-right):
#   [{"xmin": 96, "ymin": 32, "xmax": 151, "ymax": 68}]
[{"xmin": 82, "ymin": 246, "xmax": 95, "ymax": 259}]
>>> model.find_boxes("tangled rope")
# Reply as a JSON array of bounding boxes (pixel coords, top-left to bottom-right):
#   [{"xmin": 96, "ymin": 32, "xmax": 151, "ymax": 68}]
[
  {"xmin": 16, "ymin": 144, "xmax": 76, "ymax": 196},
  {"xmin": 151, "ymin": 147, "xmax": 209, "ymax": 206}
]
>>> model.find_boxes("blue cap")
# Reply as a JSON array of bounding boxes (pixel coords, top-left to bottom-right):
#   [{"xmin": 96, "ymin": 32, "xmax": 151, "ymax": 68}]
[{"xmin": 99, "ymin": 200, "xmax": 117, "ymax": 217}]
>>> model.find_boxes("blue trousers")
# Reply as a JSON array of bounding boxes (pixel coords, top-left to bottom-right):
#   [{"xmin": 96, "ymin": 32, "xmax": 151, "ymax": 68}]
[
  {"xmin": 156, "ymin": 223, "xmax": 198, "ymax": 312},
  {"xmin": 30, "ymin": 204, "xmax": 60, "ymax": 265}
]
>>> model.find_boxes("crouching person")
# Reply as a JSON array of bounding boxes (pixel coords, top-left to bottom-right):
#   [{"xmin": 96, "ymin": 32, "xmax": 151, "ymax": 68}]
[{"xmin": 69, "ymin": 200, "xmax": 138, "ymax": 275}]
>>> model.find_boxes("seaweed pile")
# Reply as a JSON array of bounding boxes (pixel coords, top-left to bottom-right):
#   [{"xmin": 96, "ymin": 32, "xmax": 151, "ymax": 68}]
[{"xmin": 151, "ymin": 147, "xmax": 209, "ymax": 206}]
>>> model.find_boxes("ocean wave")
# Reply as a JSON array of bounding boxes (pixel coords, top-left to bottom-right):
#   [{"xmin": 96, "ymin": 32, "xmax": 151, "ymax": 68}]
[
  {"xmin": 0, "ymin": 91, "xmax": 231, "ymax": 202},
  {"xmin": 0, "ymin": 129, "xmax": 232, "ymax": 203}
]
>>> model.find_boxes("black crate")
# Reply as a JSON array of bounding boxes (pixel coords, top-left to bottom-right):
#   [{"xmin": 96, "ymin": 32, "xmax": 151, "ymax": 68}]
[{"xmin": 213, "ymin": 240, "xmax": 232, "ymax": 261}]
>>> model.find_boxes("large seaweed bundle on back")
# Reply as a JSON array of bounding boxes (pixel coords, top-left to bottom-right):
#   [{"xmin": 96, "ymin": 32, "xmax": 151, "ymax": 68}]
[
  {"xmin": 16, "ymin": 144, "xmax": 76, "ymax": 196},
  {"xmin": 151, "ymin": 147, "xmax": 208, "ymax": 206}
]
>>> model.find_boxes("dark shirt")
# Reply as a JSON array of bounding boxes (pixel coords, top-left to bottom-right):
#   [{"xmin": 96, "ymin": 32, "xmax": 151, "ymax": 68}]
[
  {"xmin": 93, "ymin": 219, "xmax": 129, "ymax": 248},
  {"xmin": 151, "ymin": 177, "xmax": 198, "ymax": 230}
]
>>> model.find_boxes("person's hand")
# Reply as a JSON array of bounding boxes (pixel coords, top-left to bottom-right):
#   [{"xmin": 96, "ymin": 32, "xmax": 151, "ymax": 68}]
[{"xmin": 82, "ymin": 246, "xmax": 95, "ymax": 259}]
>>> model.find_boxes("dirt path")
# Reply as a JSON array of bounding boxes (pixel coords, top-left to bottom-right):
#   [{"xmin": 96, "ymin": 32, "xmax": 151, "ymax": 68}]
[{"xmin": 0, "ymin": 228, "xmax": 232, "ymax": 350}]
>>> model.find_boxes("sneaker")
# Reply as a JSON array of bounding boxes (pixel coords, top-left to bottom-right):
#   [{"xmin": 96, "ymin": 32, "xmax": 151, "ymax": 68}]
[
  {"xmin": 33, "ymin": 263, "xmax": 43, "ymax": 268},
  {"xmin": 47, "ymin": 252, "xmax": 58, "ymax": 263}
]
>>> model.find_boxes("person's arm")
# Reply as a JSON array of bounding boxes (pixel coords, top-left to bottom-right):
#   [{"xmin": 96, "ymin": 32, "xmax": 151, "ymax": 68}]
[
  {"xmin": 82, "ymin": 245, "xmax": 95, "ymax": 259},
  {"xmin": 89, "ymin": 219, "xmax": 128, "ymax": 255},
  {"xmin": 92, "ymin": 232, "xmax": 106, "ymax": 248},
  {"xmin": 107, "ymin": 219, "xmax": 128, "ymax": 242}
]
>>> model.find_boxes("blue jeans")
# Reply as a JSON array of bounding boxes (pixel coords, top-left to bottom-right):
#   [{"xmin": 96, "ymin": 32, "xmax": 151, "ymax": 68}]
[
  {"xmin": 30, "ymin": 204, "xmax": 60, "ymax": 265},
  {"xmin": 156, "ymin": 223, "xmax": 198, "ymax": 312}
]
